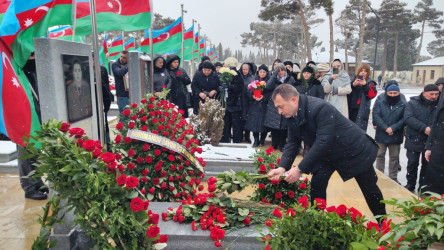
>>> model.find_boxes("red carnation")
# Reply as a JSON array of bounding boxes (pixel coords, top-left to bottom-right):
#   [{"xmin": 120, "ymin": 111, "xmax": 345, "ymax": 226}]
[
  {"xmin": 124, "ymin": 136, "xmax": 131, "ymax": 144},
  {"xmin": 130, "ymin": 197, "xmax": 145, "ymax": 212},
  {"xmin": 335, "ymin": 204, "xmax": 347, "ymax": 218},
  {"xmin": 126, "ymin": 176, "xmax": 139, "ymax": 189},
  {"xmin": 149, "ymin": 188, "xmax": 155, "ymax": 194},
  {"xmin": 145, "ymin": 156, "xmax": 153, "ymax": 163},
  {"xmin": 82, "ymin": 139, "xmax": 97, "ymax": 152},
  {"xmin": 243, "ymin": 217, "xmax": 251, "ymax": 226},
  {"xmin": 122, "ymin": 109, "xmax": 131, "ymax": 116},
  {"xmin": 258, "ymin": 183, "xmax": 265, "ymax": 189},
  {"xmin": 259, "ymin": 164, "xmax": 267, "ymax": 172},
  {"xmin": 148, "ymin": 213, "xmax": 159, "ymax": 225},
  {"xmin": 366, "ymin": 221, "xmax": 380, "ymax": 231},
  {"xmin": 146, "ymin": 226, "xmax": 160, "ymax": 238},
  {"xmin": 161, "ymin": 170, "xmax": 167, "ymax": 177},
  {"xmin": 128, "ymin": 122, "xmax": 135, "ymax": 129},
  {"xmin": 141, "ymin": 116, "xmax": 148, "ymax": 122},
  {"xmin": 115, "ymin": 122, "xmax": 124, "ymax": 130},
  {"xmin": 92, "ymin": 148, "xmax": 102, "ymax": 158},
  {"xmin": 272, "ymin": 208, "xmax": 282, "ymax": 218},
  {"xmin": 60, "ymin": 122, "xmax": 70, "ymax": 132},
  {"xmin": 286, "ymin": 208, "xmax": 296, "ymax": 217},
  {"xmin": 141, "ymin": 99, "xmax": 147, "ymax": 104},
  {"xmin": 298, "ymin": 195, "xmax": 309, "ymax": 208},
  {"xmin": 116, "ymin": 174, "xmax": 127, "ymax": 186},
  {"xmin": 299, "ymin": 182, "xmax": 307, "ymax": 189},
  {"xmin": 315, "ymin": 198, "xmax": 326, "ymax": 210},
  {"xmin": 136, "ymin": 157, "xmax": 144, "ymax": 164},
  {"xmin": 128, "ymin": 149, "xmax": 135, "ymax": 157},
  {"xmin": 100, "ymin": 152, "xmax": 116, "ymax": 163},
  {"xmin": 142, "ymin": 169, "xmax": 149, "ymax": 176},
  {"xmin": 168, "ymin": 154, "xmax": 175, "ymax": 162},
  {"xmin": 130, "ymin": 115, "xmax": 138, "ymax": 121},
  {"xmin": 131, "ymin": 103, "xmax": 138, "ymax": 108},
  {"xmin": 287, "ymin": 191, "xmax": 295, "ymax": 198},
  {"xmin": 153, "ymin": 178, "xmax": 160, "ymax": 185},
  {"xmin": 141, "ymin": 125, "xmax": 148, "ymax": 131},
  {"xmin": 265, "ymin": 146, "xmax": 275, "ymax": 155},
  {"xmin": 265, "ymin": 219, "xmax": 274, "ymax": 227},
  {"xmin": 127, "ymin": 162, "xmax": 136, "ymax": 170},
  {"xmin": 257, "ymin": 157, "xmax": 263, "ymax": 163},
  {"xmin": 326, "ymin": 206, "xmax": 336, "ymax": 213},
  {"xmin": 154, "ymin": 149, "xmax": 161, "ymax": 156},
  {"xmin": 114, "ymin": 134, "xmax": 122, "ymax": 144},
  {"xmin": 214, "ymin": 241, "xmax": 222, "ymax": 248},
  {"xmin": 69, "ymin": 128, "xmax": 85, "ymax": 138}
]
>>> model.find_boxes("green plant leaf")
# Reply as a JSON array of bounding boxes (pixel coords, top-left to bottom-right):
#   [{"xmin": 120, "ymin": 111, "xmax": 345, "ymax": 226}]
[
  {"xmin": 349, "ymin": 242, "xmax": 368, "ymax": 250},
  {"xmin": 58, "ymin": 165, "xmax": 72, "ymax": 172},
  {"xmin": 127, "ymin": 191, "xmax": 139, "ymax": 199},
  {"xmin": 426, "ymin": 223, "xmax": 436, "ymax": 236}
]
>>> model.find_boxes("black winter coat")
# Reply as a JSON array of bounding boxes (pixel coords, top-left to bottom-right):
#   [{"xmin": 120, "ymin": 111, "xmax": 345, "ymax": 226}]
[
  {"xmin": 111, "ymin": 59, "xmax": 128, "ymax": 97},
  {"xmin": 240, "ymin": 64, "xmax": 255, "ymax": 120},
  {"xmin": 166, "ymin": 55, "xmax": 191, "ymax": 117},
  {"xmin": 153, "ymin": 54, "xmax": 172, "ymax": 100},
  {"xmin": 347, "ymin": 77, "xmax": 378, "ymax": 131},
  {"xmin": 425, "ymin": 94, "xmax": 444, "ymax": 193},
  {"xmin": 99, "ymin": 66, "xmax": 112, "ymax": 113},
  {"xmin": 294, "ymin": 78, "xmax": 324, "ymax": 99},
  {"xmin": 372, "ymin": 95, "xmax": 406, "ymax": 144},
  {"xmin": 280, "ymin": 95, "xmax": 378, "ymax": 181},
  {"xmin": 191, "ymin": 71, "xmax": 221, "ymax": 115},
  {"xmin": 245, "ymin": 74, "xmax": 270, "ymax": 133},
  {"xmin": 224, "ymin": 73, "xmax": 244, "ymax": 113},
  {"xmin": 263, "ymin": 74, "xmax": 296, "ymax": 130},
  {"xmin": 404, "ymin": 94, "xmax": 439, "ymax": 152}
]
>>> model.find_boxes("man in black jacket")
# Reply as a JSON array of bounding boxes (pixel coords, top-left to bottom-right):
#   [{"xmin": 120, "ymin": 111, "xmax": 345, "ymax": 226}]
[
  {"xmin": 268, "ymin": 84, "xmax": 386, "ymax": 218},
  {"xmin": 111, "ymin": 51, "xmax": 128, "ymax": 120},
  {"xmin": 403, "ymin": 84, "xmax": 439, "ymax": 192}
]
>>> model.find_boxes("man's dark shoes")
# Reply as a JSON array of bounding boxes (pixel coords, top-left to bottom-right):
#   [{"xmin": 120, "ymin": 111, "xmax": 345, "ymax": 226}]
[
  {"xmin": 253, "ymin": 140, "xmax": 259, "ymax": 147},
  {"xmin": 25, "ymin": 190, "xmax": 48, "ymax": 200}
]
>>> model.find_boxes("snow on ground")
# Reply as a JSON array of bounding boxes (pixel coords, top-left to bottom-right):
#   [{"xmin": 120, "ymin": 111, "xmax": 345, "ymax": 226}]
[{"xmin": 199, "ymin": 143, "xmax": 256, "ymax": 162}]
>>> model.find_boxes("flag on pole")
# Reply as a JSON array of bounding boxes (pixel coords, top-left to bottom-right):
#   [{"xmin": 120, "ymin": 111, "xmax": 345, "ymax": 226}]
[
  {"xmin": 183, "ymin": 25, "xmax": 193, "ymax": 49},
  {"xmin": 75, "ymin": 0, "xmax": 152, "ymax": 35},
  {"xmin": 0, "ymin": 0, "xmax": 11, "ymax": 24},
  {"xmin": 124, "ymin": 37, "xmax": 134, "ymax": 51},
  {"xmin": 108, "ymin": 35, "xmax": 123, "ymax": 61},
  {"xmin": 99, "ymin": 34, "xmax": 109, "ymax": 73},
  {"xmin": 0, "ymin": 0, "xmax": 72, "ymax": 67},
  {"xmin": 198, "ymin": 38, "xmax": 205, "ymax": 57},
  {"xmin": 140, "ymin": 17, "xmax": 182, "ymax": 55},
  {"xmin": 0, "ymin": 38, "xmax": 40, "ymax": 146},
  {"xmin": 48, "ymin": 25, "xmax": 85, "ymax": 43}
]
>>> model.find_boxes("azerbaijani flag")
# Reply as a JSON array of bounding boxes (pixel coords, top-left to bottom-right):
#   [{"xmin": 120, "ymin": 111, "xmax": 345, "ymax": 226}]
[
  {"xmin": 140, "ymin": 17, "xmax": 182, "ymax": 55},
  {"xmin": 75, "ymin": 0, "xmax": 152, "ymax": 36},
  {"xmin": 193, "ymin": 31, "xmax": 199, "ymax": 61},
  {"xmin": 198, "ymin": 38, "xmax": 205, "ymax": 57},
  {"xmin": 0, "ymin": 38, "xmax": 39, "ymax": 146},
  {"xmin": 108, "ymin": 36, "xmax": 123, "ymax": 61},
  {"xmin": 48, "ymin": 25, "xmax": 85, "ymax": 43},
  {"xmin": 99, "ymin": 35, "xmax": 109, "ymax": 73},
  {"xmin": 207, "ymin": 47, "xmax": 214, "ymax": 57},
  {"xmin": 124, "ymin": 37, "xmax": 134, "ymax": 51},
  {"xmin": 210, "ymin": 52, "xmax": 219, "ymax": 62},
  {"xmin": 182, "ymin": 25, "xmax": 193, "ymax": 60},
  {"xmin": 0, "ymin": 0, "xmax": 11, "ymax": 24},
  {"xmin": 0, "ymin": 0, "xmax": 72, "ymax": 68}
]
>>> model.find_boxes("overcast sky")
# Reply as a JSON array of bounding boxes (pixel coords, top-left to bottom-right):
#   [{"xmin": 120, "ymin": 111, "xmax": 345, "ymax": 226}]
[{"xmin": 153, "ymin": 0, "xmax": 444, "ymax": 58}]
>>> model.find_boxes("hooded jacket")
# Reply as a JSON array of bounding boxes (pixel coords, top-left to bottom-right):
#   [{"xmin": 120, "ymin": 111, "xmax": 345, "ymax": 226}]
[
  {"xmin": 153, "ymin": 54, "xmax": 172, "ymax": 96},
  {"xmin": 372, "ymin": 94, "xmax": 406, "ymax": 144},
  {"xmin": 166, "ymin": 55, "xmax": 191, "ymax": 117},
  {"xmin": 322, "ymin": 70, "xmax": 352, "ymax": 117}
]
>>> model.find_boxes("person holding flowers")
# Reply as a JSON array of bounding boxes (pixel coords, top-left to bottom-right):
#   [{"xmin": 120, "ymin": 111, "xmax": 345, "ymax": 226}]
[
  {"xmin": 191, "ymin": 61, "xmax": 221, "ymax": 115},
  {"xmin": 219, "ymin": 60, "xmax": 244, "ymax": 143},
  {"xmin": 245, "ymin": 64, "xmax": 270, "ymax": 147},
  {"xmin": 240, "ymin": 62, "xmax": 256, "ymax": 143}
]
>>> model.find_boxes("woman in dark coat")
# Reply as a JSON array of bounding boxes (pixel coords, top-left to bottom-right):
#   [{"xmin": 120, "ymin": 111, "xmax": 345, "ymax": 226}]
[
  {"xmin": 166, "ymin": 55, "xmax": 191, "ymax": 118},
  {"xmin": 191, "ymin": 61, "xmax": 221, "ymax": 115},
  {"xmin": 425, "ymin": 92, "xmax": 444, "ymax": 194},
  {"xmin": 245, "ymin": 64, "xmax": 270, "ymax": 147},
  {"xmin": 153, "ymin": 54, "xmax": 172, "ymax": 101},
  {"xmin": 240, "ymin": 62, "xmax": 256, "ymax": 143},
  {"xmin": 294, "ymin": 66, "xmax": 324, "ymax": 99},
  {"xmin": 263, "ymin": 63, "xmax": 295, "ymax": 151},
  {"xmin": 347, "ymin": 63, "xmax": 378, "ymax": 132}
]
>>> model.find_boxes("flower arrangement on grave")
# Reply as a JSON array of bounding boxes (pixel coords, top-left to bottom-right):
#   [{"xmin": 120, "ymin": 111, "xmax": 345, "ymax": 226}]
[
  {"xmin": 26, "ymin": 120, "xmax": 167, "ymax": 249},
  {"xmin": 249, "ymin": 147, "xmax": 311, "ymax": 208},
  {"xmin": 113, "ymin": 90, "xmax": 206, "ymax": 202},
  {"xmin": 248, "ymin": 80, "xmax": 266, "ymax": 98},
  {"xmin": 218, "ymin": 66, "xmax": 238, "ymax": 108},
  {"xmin": 189, "ymin": 98, "xmax": 225, "ymax": 146},
  {"xmin": 260, "ymin": 197, "xmax": 384, "ymax": 249}
]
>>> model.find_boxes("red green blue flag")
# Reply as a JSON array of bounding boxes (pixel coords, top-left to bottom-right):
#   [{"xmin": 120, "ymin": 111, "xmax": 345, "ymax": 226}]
[
  {"xmin": 108, "ymin": 35, "xmax": 123, "ymax": 61},
  {"xmin": 0, "ymin": 0, "xmax": 11, "ymax": 24},
  {"xmin": 48, "ymin": 25, "xmax": 85, "ymax": 43},
  {"xmin": 140, "ymin": 17, "xmax": 182, "ymax": 55},
  {"xmin": 124, "ymin": 37, "xmax": 135, "ymax": 51}
]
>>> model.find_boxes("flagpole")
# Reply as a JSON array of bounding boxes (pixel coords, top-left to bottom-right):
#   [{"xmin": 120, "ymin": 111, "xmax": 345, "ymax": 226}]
[
  {"xmin": 191, "ymin": 18, "xmax": 195, "ymax": 75},
  {"xmin": 89, "ymin": 0, "xmax": 105, "ymax": 144},
  {"xmin": 121, "ymin": 31, "xmax": 125, "ymax": 49},
  {"xmin": 180, "ymin": 4, "xmax": 185, "ymax": 62},
  {"xmin": 197, "ymin": 23, "xmax": 200, "ymax": 70},
  {"xmin": 72, "ymin": 0, "xmax": 77, "ymax": 42},
  {"xmin": 149, "ymin": 28, "xmax": 154, "ymax": 94}
]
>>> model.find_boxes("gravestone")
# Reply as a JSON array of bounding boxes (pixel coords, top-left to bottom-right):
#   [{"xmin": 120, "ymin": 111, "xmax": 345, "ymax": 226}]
[
  {"xmin": 127, "ymin": 51, "xmax": 151, "ymax": 103},
  {"xmin": 34, "ymin": 38, "xmax": 99, "ymax": 249}
]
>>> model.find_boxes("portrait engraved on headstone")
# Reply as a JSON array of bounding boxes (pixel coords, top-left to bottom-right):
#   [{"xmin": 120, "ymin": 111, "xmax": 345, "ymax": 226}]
[{"xmin": 62, "ymin": 54, "xmax": 93, "ymax": 123}]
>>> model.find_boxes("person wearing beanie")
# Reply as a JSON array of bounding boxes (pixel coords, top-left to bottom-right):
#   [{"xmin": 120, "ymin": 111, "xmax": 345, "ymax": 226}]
[
  {"xmin": 424, "ymin": 83, "xmax": 444, "ymax": 194},
  {"xmin": 321, "ymin": 59, "xmax": 352, "ymax": 118},
  {"xmin": 264, "ymin": 63, "xmax": 295, "ymax": 151},
  {"xmin": 372, "ymin": 82, "xmax": 406, "ymax": 184},
  {"xmin": 214, "ymin": 61, "xmax": 223, "ymax": 74},
  {"xmin": 197, "ymin": 56, "xmax": 212, "ymax": 71},
  {"xmin": 245, "ymin": 64, "xmax": 271, "ymax": 147},
  {"xmin": 294, "ymin": 66, "xmax": 324, "ymax": 99},
  {"xmin": 347, "ymin": 63, "xmax": 378, "ymax": 132},
  {"xmin": 166, "ymin": 54, "xmax": 192, "ymax": 118},
  {"xmin": 283, "ymin": 60, "xmax": 298, "ymax": 83},
  {"xmin": 191, "ymin": 60, "xmax": 221, "ymax": 115},
  {"xmin": 271, "ymin": 58, "xmax": 282, "ymax": 75},
  {"xmin": 403, "ymin": 83, "xmax": 440, "ymax": 192},
  {"xmin": 435, "ymin": 77, "xmax": 444, "ymax": 93}
]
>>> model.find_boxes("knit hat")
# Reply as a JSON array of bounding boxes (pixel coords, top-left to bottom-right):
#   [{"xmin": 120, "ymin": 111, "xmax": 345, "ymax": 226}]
[
  {"xmin": 301, "ymin": 66, "xmax": 314, "ymax": 74},
  {"xmin": 214, "ymin": 62, "xmax": 223, "ymax": 68},
  {"xmin": 202, "ymin": 61, "xmax": 214, "ymax": 70},
  {"xmin": 435, "ymin": 77, "xmax": 444, "ymax": 85},
  {"xmin": 306, "ymin": 60, "xmax": 316, "ymax": 66},
  {"xmin": 293, "ymin": 64, "xmax": 301, "ymax": 73},
  {"xmin": 283, "ymin": 60, "xmax": 293, "ymax": 68},
  {"xmin": 424, "ymin": 84, "xmax": 439, "ymax": 92},
  {"xmin": 224, "ymin": 57, "xmax": 238, "ymax": 68},
  {"xmin": 201, "ymin": 56, "xmax": 210, "ymax": 63},
  {"xmin": 317, "ymin": 62, "xmax": 330, "ymax": 72},
  {"xmin": 274, "ymin": 63, "xmax": 286, "ymax": 72},
  {"xmin": 258, "ymin": 64, "xmax": 269, "ymax": 73},
  {"xmin": 386, "ymin": 84, "xmax": 400, "ymax": 92}
]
